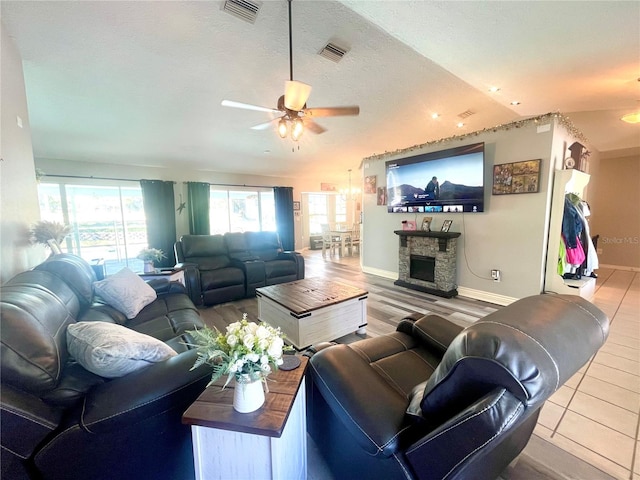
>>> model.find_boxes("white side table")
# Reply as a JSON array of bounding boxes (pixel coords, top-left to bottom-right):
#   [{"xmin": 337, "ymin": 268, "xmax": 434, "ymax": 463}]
[{"xmin": 182, "ymin": 357, "xmax": 308, "ymax": 480}]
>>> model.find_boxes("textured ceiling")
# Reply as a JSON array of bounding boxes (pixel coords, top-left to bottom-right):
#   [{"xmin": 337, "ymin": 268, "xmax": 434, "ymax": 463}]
[{"xmin": 2, "ymin": 0, "xmax": 638, "ymax": 182}]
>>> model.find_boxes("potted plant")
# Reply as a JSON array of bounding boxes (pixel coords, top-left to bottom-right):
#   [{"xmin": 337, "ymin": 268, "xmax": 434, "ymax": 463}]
[
  {"xmin": 30, "ymin": 220, "xmax": 71, "ymax": 255},
  {"xmin": 137, "ymin": 247, "xmax": 165, "ymax": 273},
  {"xmin": 188, "ymin": 314, "xmax": 291, "ymax": 413}
]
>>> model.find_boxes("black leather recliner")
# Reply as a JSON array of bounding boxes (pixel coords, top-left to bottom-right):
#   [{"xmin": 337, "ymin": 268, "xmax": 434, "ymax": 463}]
[
  {"xmin": 174, "ymin": 234, "xmax": 246, "ymax": 306},
  {"xmin": 174, "ymin": 232, "xmax": 304, "ymax": 305},
  {"xmin": 0, "ymin": 254, "xmax": 210, "ymax": 480},
  {"xmin": 307, "ymin": 294, "xmax": 609, "ymax": 480},
  {"xmin": 227, "ymin": 231, "xmax": 304, "ymax": 290}
]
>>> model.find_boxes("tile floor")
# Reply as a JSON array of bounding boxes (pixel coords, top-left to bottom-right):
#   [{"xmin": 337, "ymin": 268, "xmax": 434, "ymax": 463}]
[{"xmin": 535, "ymin": 268, "xmax": 639, "ymax": 480}]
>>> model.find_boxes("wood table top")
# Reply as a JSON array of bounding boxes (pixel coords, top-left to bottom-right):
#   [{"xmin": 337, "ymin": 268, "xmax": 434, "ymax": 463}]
[
  {"xmin": 255, "ymin": 278, "xmax": 368, "ymax": 315},
  {"xmin": 182, "ymin": 356, "xmax": 308, "ymax": 438}
]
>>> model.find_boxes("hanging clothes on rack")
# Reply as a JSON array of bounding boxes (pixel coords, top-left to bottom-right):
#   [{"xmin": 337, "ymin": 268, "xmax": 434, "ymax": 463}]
[
  {"xmin": 561, "ymin": 194, "xmax": 587, "ymax": 276},
  {"xmin": 576, "ymin": 201, "xmax": 599, "ymax": 276}
]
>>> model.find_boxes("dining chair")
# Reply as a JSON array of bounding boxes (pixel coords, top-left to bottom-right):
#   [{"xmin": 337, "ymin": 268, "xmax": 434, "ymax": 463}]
[
  {"xmin": 320, "ymin": 224, "xmax": 340, "ymax": 258},
  {"xmin": 348, "ymin": 223, "xmax": 360, "ymax": 255}
]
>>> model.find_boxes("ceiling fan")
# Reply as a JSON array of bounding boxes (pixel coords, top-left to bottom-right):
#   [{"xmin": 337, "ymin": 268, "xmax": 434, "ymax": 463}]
[{"xmin": 221, "ymin": 0, "xmax": 360, "ymax": 141}]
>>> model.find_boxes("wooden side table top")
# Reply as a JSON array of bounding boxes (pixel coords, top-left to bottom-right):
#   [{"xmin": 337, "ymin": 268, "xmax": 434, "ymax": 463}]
[
  {"xmin": 182, "ymin": 356, "xmax": 308, "ymax": 438},
  {"xmin": 138, "ymin": 267, "xmax": 185, "ymax": 276},
  {"xmin": 256, "ymin": 278, "xmax": 368, "ymax": 316}
]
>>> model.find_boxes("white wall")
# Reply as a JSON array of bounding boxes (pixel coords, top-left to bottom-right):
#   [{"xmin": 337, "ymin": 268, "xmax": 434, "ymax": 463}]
[
  {"xmin": 360, "ymin": 118, "xmax": 593, "ymax": 304},
  {"xmin": 0, "ymin": 22, "xmax": 46, "ymax": 283}
]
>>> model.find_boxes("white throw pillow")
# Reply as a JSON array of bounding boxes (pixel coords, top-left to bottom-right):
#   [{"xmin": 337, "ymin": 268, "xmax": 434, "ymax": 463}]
[
  {"xmin": 93, "ymin": 267, "xmax": 157, "ymax": 319},
  {"xmin": 67, "ymin": 322, "xmax": 177, "ymax": 378}
]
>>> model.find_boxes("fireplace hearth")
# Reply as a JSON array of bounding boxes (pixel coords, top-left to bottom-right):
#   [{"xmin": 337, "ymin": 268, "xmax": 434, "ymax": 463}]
[{"xmin": 393, "ymin": 230, "xmax": 461, "ymax": 298}]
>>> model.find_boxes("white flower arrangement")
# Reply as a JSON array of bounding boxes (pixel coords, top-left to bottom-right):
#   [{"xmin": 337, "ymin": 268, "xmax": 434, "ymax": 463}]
[{"xmin": 188, "ymin": 314, "xmax": 291, "ymax": 388}]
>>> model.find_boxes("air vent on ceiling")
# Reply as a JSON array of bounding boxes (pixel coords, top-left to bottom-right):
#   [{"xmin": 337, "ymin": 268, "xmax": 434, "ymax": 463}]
[
  {"xmin": 319, "ymin": 43, "xmax": 348, "ymax": 63},
  {"xmin": 457, "ymin": 110, "xmax": 475, "ymax": 119},
  {"xmin": 223, "ymin": 0, "xmax": 262, "ymax": 24}
]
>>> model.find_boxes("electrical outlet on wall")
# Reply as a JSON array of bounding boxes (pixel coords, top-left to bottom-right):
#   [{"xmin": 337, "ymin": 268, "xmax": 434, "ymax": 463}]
[{"xmin": 491, "ymin": 269, "xmax": 501, "ymax": 282}]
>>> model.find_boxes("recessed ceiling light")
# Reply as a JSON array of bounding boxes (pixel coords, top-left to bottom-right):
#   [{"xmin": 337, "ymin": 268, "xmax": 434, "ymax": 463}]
[
  {"xmin": 457, "ymin": 122, "xmax": 464, "ymax": 128},
  {"xmin": 431, "ymin": 113, "xmax": 440, "ymax": 119},
  {"xmin": 510, "ymin": 101, "xmax": 521, "ymax": 105},
  {"xmin": 489, "ymin": 87, "xmax": 500, "ymax": 93}
]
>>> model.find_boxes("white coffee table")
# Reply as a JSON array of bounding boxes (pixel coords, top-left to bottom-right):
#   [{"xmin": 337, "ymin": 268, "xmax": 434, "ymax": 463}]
[{"xmin": 256, "ymin": 278, "xmax": 368, "ymax": 350}]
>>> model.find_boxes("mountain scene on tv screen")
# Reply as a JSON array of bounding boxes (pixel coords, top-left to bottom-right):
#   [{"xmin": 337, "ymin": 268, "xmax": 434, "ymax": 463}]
[{"xmin": 394, "ymin": 181, "xmax": 482, "ymax": 202}]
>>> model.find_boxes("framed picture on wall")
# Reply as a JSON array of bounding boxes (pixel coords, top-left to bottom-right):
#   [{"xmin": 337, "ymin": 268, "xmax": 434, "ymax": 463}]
[
  {"xmin": 492, "ymin": 159, "xmax": 541, "ymax": 195},
  {"xmin": 293, "ymin": 201, "xmax": 301, "ymax": 211},
  {"xmin": 364, "ymin": 175, "xmax": 377, "ymax": 194}
]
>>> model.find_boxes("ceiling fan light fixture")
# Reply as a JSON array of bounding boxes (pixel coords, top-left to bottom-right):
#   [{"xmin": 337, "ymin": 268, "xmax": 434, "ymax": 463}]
[
  {"xmin": 278, "ymin": 118, "xmax": 288, "ymax": 138},
  {"xmin": 621, "ymin": 112, "xmax": 640, "ymax": 124},
  {"xmin": 284, "ymin": 80, "xmax": 312, "ymax": 111},
  {"xmin": 291, "ymin": 118, "xmax": 304, "ymax": 141}
]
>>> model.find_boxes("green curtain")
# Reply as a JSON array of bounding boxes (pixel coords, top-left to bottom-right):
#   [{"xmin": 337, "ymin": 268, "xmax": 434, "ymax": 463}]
[
  {"xmin": 140, "ymin": 180, "xmax": 177, "ymax": 267},
  {"xmin": 274, "ymin": 186, "xmax": 295, "ymax": 251},
  {"xmin": 187, "ymin": 182, "xmax": 211, "ymax": 235}
]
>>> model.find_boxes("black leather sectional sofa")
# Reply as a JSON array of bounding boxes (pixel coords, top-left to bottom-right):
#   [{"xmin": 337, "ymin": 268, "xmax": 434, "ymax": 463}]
[
  {"xmin": 174, "ymin": 231, "xmax": 304, "ymax": 306},
  {"xmin": 0, "ymin": 254, "xmax": 210, "ymax": 480}
]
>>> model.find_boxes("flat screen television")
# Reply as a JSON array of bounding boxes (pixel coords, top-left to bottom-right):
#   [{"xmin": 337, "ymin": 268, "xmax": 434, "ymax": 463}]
[{"xmin": 386, "ymin": 142, "xmax": 485, "ymax": 213}]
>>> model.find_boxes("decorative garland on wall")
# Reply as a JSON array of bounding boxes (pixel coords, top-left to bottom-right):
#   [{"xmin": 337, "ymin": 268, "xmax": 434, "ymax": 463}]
[{"xmin": 362, "ymin": 112, "xmax": 588, "ymax": 163}]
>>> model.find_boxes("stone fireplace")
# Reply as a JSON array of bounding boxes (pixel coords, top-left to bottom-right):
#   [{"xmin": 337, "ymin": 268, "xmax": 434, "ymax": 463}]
[{"xmin": 393, "ymin": 230, "xmax": 461, "ymax": 298}]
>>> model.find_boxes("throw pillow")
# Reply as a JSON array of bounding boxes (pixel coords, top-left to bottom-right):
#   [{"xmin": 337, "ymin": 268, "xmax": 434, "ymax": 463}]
[
  {"xmin": 67, "ymin": 322, "xmax": 177, "ymax": 378},
  {"xmin": 93, "ymin": 267, "xmax": 157, "ymax": 319}
]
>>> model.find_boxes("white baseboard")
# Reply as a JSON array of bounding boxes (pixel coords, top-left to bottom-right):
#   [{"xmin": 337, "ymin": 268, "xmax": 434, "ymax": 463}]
[
  {"xmin": 361, "ymin": 266, "xmax": 398, "ymax": 280},
  {"xmin": 361, "ymin": 267, "xmax": 518, "ymax": 306},
  {"xmin": 600, "ymin": 264, "xmax": 640, "ymax": 272},
  {"xmin": 457, "ymin": 287, "xmax": 518, "ymax": 306}
]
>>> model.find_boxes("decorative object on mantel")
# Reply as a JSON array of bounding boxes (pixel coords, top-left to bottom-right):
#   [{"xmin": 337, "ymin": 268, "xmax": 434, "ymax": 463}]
[
  {"xmin": 187, "ymin": 314, "xmax": 291, "ymax": 413},
  {"xmin": 136, "ymin": 247, "xmax": 166, "ymax": 273},
  {"xmin": 30, "ymin": 220, "xmax": 70, "ymax": 255},
  {"xmin": 493, "ymin": 159, "xmax": 541, "ymax": 195},
  {"xmin": 402, "ymin": 220, "xmax": 417, "ymax": 231},
  {"xmin": 361, "ymin": 112, "xmax": 587, "ymax": 163},
  {"xmin": 440, "ymin": 220, "xmax": 453, "ymax": 232},
  {"xmin": 421, "ymin": 216, "xmax": 433, "ymax": 231}
]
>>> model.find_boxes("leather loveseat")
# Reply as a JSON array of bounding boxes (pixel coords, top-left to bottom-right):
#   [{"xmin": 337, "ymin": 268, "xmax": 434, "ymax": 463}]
[
  {"xmin": 174, "ymin": 232, "xmax": 304, "ymax": 306},
  {"xmin": 1, "ymin": 254, "xmax": 210, "ymax": 480},
  {"xmin": 307, "ymin": 294, "xmax": 609, "ymax": 480}
]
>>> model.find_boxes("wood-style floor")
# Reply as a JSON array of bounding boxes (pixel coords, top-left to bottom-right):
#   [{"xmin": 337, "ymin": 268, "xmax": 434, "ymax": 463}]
[
  {"xmin": 197, "ymin": 249, "xmax": 500, "ymax": 338},
  {"xmin": 197, "ymin": 249, "xmax": 637, "ymax": 480}
]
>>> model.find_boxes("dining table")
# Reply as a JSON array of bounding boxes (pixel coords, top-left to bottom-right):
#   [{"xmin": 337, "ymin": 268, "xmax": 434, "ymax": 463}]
[{"xmin": 330, "ymin": 228, "xmax": 354, "ymax": 256}]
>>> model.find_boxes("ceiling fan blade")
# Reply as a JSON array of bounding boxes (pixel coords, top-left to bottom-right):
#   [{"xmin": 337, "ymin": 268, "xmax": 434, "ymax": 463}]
[
  {"xmin": 304, "ymin": 120, "xmax": 327, "ymax": 134},
  {"xmin": 251, "ymin": 118, "xmax": 280, "ymax": 130},
  {"xmin": 304, "ymin": 106, "xmax": 360, "ymax": 117},
  {"xmin": 221, "ymin": 100, "xmax": 281, "ymax": 114},
  {"xmin": 284, "ymin": 80, "xmax": 312, "ymax": 111}
]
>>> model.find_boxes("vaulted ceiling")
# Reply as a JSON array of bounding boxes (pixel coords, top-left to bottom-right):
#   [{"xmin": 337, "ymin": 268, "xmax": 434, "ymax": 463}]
[{"xmin": 2, "ymin": 1, "xmax": 638, "ymax": 182}]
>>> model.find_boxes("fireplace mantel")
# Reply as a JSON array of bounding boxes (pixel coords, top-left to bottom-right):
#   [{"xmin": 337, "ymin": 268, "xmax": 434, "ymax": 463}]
[
  {"xmin": 393, "ymin": 230, "xmax": 461, "ymax": 238},
  {"xmin": 393, "ymin": 230, "xmax": 461, "ymax": 298}
]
